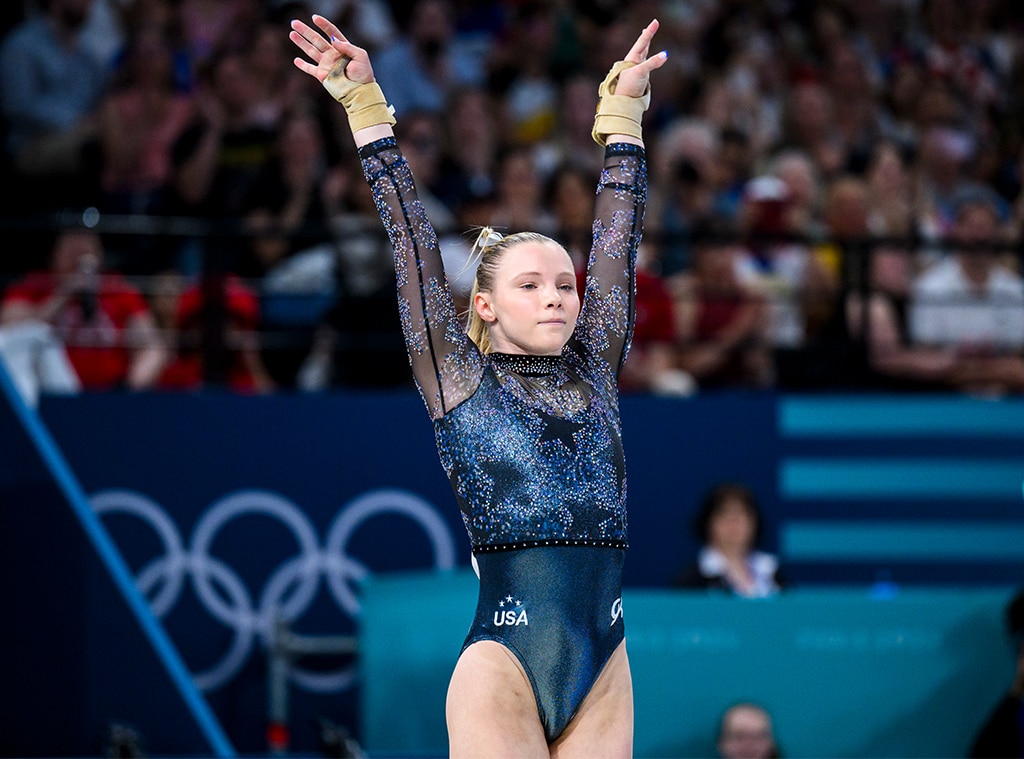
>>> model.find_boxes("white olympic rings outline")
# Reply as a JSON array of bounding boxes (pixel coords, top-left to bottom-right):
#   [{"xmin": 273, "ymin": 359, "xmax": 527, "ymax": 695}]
[{"xmin": 91, "ymin": 487, "xmax": 457, "ymax": 693}]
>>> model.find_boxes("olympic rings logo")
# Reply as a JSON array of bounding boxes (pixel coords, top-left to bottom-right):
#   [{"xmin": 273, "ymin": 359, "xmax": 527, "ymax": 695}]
[{"xmin": 91, "ymin": 487, "xmax": 457, "ymax": 693}]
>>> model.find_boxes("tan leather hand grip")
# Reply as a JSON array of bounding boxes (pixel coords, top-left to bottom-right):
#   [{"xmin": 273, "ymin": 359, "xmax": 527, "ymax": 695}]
[
  {"xmin": 591, "ymin": 60, "xmax": 650, "ymax": 146},
  {"xmin": 322, "ymin": 56, "xmax": 396, "ymax": 132}
]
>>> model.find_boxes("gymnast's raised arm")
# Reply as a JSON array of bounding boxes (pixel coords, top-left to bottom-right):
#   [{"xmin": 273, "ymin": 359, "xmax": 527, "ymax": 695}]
[{"xmin": 289, "ymin": 15, "xmax": 482, "ymax": 419}]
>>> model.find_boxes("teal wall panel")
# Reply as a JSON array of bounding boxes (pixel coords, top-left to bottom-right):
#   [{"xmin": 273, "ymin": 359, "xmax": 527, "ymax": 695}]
[{"xmin": 360, "ymin": 572, "xmax": 1015, "ymax": 758}]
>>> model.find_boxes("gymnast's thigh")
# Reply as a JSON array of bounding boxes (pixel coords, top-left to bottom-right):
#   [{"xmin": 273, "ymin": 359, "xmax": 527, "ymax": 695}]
[
  {"xmin": 550, "ymin": 640, "xmax": 633, "ymax": 759},
  {"xmin": 446, "ymin": 639, "xmax": 549, "ymax": 758}
]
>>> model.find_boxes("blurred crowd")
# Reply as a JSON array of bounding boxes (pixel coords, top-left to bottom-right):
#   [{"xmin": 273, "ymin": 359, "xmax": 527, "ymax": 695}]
[{"xmin": 2, "ymin": 0, "xmax": 1024, "ymax": 398}]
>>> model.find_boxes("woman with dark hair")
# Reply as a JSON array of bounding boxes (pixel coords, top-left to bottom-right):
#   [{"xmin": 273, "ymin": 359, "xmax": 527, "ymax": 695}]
[{"xmin": 672, "ymin": 481, "xmax": 785, "ymax": 597}]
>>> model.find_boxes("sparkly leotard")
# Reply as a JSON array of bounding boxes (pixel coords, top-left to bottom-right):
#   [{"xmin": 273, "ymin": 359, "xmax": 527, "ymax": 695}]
[{"xmin": 360, "ymin": 136, "xmax": 646, "ymax": 742}]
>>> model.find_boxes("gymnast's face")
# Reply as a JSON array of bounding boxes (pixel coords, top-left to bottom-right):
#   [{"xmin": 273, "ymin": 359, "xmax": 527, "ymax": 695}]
[{"xmin": 474, "ymin": 241, "xmax": 580, "ymax": 356}]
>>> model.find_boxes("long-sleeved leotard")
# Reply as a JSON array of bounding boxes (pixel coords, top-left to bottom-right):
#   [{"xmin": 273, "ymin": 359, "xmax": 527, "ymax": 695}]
[
  {"xmin": 358, "ymin": 135, "xmax": 646, "ymax": 742},
  {"xmin": 359, "ymin": 136, "xmax": 646, "ymax": 551}
]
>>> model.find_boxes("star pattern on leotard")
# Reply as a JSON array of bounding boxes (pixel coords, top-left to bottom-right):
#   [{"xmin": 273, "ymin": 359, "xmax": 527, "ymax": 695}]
[
  {"xmin": 361, "ymin": 138, "xmax": 640, "ymax": 550},
  {"xmin": 538, "ymin": 415, "xmax": 585, "ymax": 453}
]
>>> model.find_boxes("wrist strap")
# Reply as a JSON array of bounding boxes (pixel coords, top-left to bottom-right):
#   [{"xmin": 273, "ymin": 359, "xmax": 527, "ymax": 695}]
[
  {"xmin": 592, "ymin": 60, "xmax": 650, "ymax": 146},
  {"xmin": 323, "ymin": 57, "xmax": 396, "ymax": 132}
]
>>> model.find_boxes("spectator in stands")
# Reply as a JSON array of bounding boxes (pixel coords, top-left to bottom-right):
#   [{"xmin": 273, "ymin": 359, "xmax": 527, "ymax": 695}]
[
  {"xmin": 94, "ymin": 20, "xmax": 197, "ymax": 272},
  {"xmin": 168, "ymin": 45, "xmax": 278, "ymax": 272},
  {"xmin": 649, "ymin": 118, "xmax": 721, "ymax": 276},
  {"xmin": 815, "ymin": 174, "xmax": 873, "ymax": 283},
  {"xmin": 841, "ymin": 242, "xmax": 957, "ymax": 392},
  {"xmin": 780, "ymin": 75, "xmax": 846, "ymax": 180},
  {"xmin": 864, "ymin": 139, "xmax": 917, "ymax": 241},
  {"xmin": 794, "ymin": 174, "xmax": 876, "ymax": 388},
  {"xmin": 370, "ymin": 0, "xmax": 486, "ymax": 118},
  {"xmin": 492, "ymin": 4, "xmax": 562, "ymax": 148},
  {"xmin": 113, "ymin": 0, "xmax": 194, "ymax": 90},
  {"xmin": 394, "ymin": 108, "xmax": 457, "ymax": 231},
  {"xmin": 147, "ymin": 267, "xmax": 183, "ymax": 344},
  {"xmin": 823, "ymin": 37, "xmax": 887, "ymax": 174},
  {"xmin": 238, "ymin": 105, "xmax": 347, "ymax": 388},
  {"xmin": 0, "ymin": 228, "xmax": 167, "ymax": 394},
  {"xmin": 915, "ymin": 122, "xmax": 979, "ymax": 239},
  {"xmin": 158, "ymin": 272, "xmax": 273, "ymax": 394},
  {"xmin": 546, "ymin": 161, "xmax": 597, "ymax": 274},
  {"xmin": 436, "ymin": 86, "xmax": 499, "ymax": 213},
  {"xmin": 96, "ymin": 21, "xmax": 195, "ymax": 214},
  {"xmin": 968, "ymin": 587, "xmax": 1024, "ymax": 758},
  {"xmin": 908, "ymin": 187, "xmax": 1024, "ymax": 396},
  {"xmin": 717, "ymin": 702, "xmax": 781, "ymax": 759},
  {"xmin": 822, "ymin": 166, "xmax": 955, "ymax": 391},
  {"xmin": 692, "ymin": 74, "xmax": 738, "ymax": 141},
  {"xmin": 535, "ymin": 71, "xmax": 605, "ymax": 179},
  {"xmin": 239, "ymin": 106, "xmax": 339, "ymax": 277},
  {"xmin": 244, "ymin": 15, "xmax": 307, "ymax": 131},
  {"xmin": 486, "ymin": 144, "xmax": 556, "ymax": 237},
  {"xmin": 878, "ymin": 55, "xmax": 924, "ymax": 156},
  {"xmin": 764, "ymin": 148, "xmax": 825, "ymax": 242},
  {"xmin": 669, "ymin": 216, "xmax": 773, "ymax": 391},
  {"xmin": 0, "ymin": 0, "xmax": 112, "ymax": 211},
  {"xmin": 0, "ymin": 290, "xmax": 81, "ymax": 409},
  {"xmin": 672, "ymin": 481, "xmax": 785, "ymax": 597},
  {"xmin": 717, "ymin": 127, "xmax": 756, "ymax": 220},
  {"xmin": 737, "ymin": 174, "xmax": 836, "ymax": 367},
  {"xmin": 916, "ymin": 0, "xmax": 1004, "ymax": 131},
  {"xmin": 620, "ymin": 241, "xmax": 694, "ymax": 397},
  {"xmin": 177, "ymin": 0, "xmax": 260, "ymax": 71}
]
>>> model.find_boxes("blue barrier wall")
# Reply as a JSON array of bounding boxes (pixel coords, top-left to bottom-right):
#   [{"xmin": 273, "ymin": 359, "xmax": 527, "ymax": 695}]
[
  {"xmin": 0, "ymin": 373, "xmax": 231, "ymax": 756},
  {"xmin": 7, "ymin": 390, "xmax": 1022, "ymax": 754},
  {"xmin": 776, "ymin": 395, "xmax": 1024, "ymax": 585}
]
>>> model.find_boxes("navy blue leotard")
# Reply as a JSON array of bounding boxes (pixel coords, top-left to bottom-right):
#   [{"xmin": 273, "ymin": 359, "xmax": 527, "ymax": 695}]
[{"xmin": 359, "ymin": 136, "xmax": 646, "ymax": 743}]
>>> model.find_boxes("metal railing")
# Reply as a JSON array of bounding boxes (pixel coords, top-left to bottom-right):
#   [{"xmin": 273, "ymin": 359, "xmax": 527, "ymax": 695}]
[{"xmin": 2, "ymin": 209, "xmax": 1022, "ymax": 393}]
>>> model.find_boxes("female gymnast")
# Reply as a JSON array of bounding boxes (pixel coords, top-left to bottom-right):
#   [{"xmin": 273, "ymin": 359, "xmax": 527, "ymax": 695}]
[{"xmin": 290, "ymin": 14, "xmax": 665, "ymax": 757}]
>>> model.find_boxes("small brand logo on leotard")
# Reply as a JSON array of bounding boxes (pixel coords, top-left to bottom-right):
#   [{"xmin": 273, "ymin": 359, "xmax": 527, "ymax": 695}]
[
  {"xmin": 610, "ymin": 597, "xmax": 623, "ymax": 626},
  {"xmin": 493, "ymin": 594, "xmax": 529, "ymax": 626}
]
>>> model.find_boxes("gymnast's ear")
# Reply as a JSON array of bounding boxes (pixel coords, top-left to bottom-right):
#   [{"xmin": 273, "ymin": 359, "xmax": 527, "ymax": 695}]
[{"xmin": 473, "ymin": 291, "xmax": 497, "ymax": 323}]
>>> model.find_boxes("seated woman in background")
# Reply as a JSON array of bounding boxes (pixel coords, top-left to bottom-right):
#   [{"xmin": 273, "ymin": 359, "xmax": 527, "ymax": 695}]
[{"xmin": 672, "ymin": 481, "xmax": 786, "ymax": 597}]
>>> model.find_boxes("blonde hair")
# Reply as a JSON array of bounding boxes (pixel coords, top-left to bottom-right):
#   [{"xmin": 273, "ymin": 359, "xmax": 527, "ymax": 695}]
[{"xmin": 464, "ymin": 227, "xmax": 565, "ymax": 354}]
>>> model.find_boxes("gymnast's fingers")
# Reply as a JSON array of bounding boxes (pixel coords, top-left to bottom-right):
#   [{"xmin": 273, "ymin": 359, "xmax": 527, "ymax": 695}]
[{"xmin": 625, "ymin": 19, "xmax": 659, "ymax": 63}]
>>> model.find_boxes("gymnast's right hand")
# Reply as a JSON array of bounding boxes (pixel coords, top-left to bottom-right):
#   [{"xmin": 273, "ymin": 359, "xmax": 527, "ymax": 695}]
[
  {"xmin": 289, "ymin": 15, "xmax": 373, "ymax": 86},
  {"xmin": 290, "ymin": 15, "xmax": 395, "ymax": 135}
]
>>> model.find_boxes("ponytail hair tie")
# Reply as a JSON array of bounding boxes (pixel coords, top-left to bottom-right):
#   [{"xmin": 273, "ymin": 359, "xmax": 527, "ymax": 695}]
[
  {"xmin": 466, "ymin": 226, "xmax": 504, "ymax": 271},
  {"xmin": 476, "ymin": 226, "xmax": 503, "ymax": 250}
]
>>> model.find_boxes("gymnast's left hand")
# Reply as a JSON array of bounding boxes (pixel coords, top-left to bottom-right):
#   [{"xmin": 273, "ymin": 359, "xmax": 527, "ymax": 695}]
[{"xmin": 615, "ymin": 19, "xmax": 668, "ymax": 97}]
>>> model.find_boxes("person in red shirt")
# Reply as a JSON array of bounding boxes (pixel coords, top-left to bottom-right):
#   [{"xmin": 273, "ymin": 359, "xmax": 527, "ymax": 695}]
[
  {"xmin": 0, "ymin": 228, "xmax": 167, "ymax": 392},
  {"xmin": 618, "ymin": 241, "xmax": 695, "ymax": 396},
  {"xmin": 669, "ymin": 217, "xmax": 774, "ymax": 390},
  {"xmin": 158, "ymin": 273, "xmax": 274, "ymax": 394}
]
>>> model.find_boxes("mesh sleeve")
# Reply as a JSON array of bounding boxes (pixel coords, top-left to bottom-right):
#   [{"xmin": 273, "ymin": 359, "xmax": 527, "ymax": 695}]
[
  {"xmin": 359, "ymin": 137, "xmax": 483, "ymax": 419},
  {"xmin": 574, "ymin": 143, "xmax": 648, "ymax": 378}
]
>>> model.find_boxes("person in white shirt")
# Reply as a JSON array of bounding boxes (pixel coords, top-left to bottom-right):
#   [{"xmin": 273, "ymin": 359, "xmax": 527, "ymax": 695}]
[
  {"xmin": 671, "ymin": 481, "xmax": 785, "ymax": 598},
  {"xmin": 908, "ymin": 187, "xmax": 1024, "ymax": 395}
]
